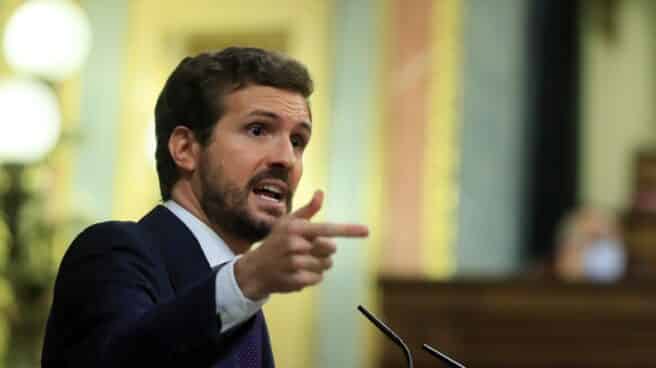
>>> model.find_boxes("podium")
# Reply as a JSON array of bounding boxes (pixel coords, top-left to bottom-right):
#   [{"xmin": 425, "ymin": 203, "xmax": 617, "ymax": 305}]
[{"xmin": 379, "ymin": 278, "xmax": 656, "ymax": 368}]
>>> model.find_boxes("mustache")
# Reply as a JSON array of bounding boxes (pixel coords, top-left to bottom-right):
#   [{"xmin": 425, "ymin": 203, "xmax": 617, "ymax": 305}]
[{"xmin": 247, "ymin": 166, "xmax": 290, "ymax": 189}]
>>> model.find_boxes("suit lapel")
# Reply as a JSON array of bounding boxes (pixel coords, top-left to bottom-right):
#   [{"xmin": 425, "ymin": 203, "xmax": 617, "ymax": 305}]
[{"xmin": 139, "ymin": 205, "xmax": 212, "ymax": 293}]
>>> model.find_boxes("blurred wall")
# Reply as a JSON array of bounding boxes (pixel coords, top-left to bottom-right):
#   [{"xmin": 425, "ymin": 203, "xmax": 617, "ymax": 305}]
[
  {"xmin": 457, "ymin": 0, "xmax": 529, "ymax": 275},
  {"xmin": 74, "ymin": 0, "xmax": 128, "ymax": 223},
  {"xmin": 580, "ymin": 0, "xmax": 656, "ymax": 211},
  {"xmin": 316, "ymin": 1, "xmax": 381, "ymax": 368}
]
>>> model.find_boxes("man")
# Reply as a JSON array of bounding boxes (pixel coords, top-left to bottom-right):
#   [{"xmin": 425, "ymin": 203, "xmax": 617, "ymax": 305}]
[
  {"xmin": 553, "ymin": 207, "xmax": 625, "ymax": 282},
  {"xmin": 42, "ymin": 47, "xmax": 368, "ymax": 367}
]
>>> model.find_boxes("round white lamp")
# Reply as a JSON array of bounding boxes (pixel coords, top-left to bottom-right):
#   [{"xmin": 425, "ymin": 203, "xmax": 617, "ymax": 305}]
[
  {"xmin": 0, "ymin": 78, "xmax": 61, "ymax": 163},
  {"xmin": 3, "ymin": 0, "xmax": 92, "ymax": 81}
]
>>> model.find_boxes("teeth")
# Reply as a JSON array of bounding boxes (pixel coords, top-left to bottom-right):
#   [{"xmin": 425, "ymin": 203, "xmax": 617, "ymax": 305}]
[
  {"xmin": 261, "ymin": 185, "xmax": 282, "ymax": 195},
  {"xmin": 258, "ymin": 193, "xmax": 279, "ymax": 202}
]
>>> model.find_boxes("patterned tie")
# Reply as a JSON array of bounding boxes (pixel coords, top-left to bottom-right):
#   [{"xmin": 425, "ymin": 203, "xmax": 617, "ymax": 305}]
[{"xmin": 235, "ymin": 312, "xmax": 263, "ymax": 368}]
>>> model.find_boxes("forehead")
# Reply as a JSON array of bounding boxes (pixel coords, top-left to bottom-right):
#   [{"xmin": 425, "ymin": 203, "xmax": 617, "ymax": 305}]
[{"xmin": 222, "ymin": 85, "xmax": 311, "ymax": 122}]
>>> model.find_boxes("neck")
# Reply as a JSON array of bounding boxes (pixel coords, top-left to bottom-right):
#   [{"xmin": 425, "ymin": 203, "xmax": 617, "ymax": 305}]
[{"xmin": 169, "ymin": 182, "xmax": 252, "ymax": 254}]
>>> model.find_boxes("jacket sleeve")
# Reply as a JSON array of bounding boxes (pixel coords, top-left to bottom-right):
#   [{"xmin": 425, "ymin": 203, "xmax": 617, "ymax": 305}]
[{"xmin": 42, "ymin": 222, "xmax": 226, "ymax": 367}]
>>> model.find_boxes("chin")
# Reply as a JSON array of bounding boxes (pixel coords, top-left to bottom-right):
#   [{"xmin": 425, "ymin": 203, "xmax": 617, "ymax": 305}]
[
  {"xmin": 253, "ymin": 209, "xmax": 282, "ymax": 227},
  {"xmin": 248, "ymin": 196, "xmax": 287, "ymax": 220},
  {"xmin": 243, "ymin": 204, "xmax": 277, "ymax": 225}
]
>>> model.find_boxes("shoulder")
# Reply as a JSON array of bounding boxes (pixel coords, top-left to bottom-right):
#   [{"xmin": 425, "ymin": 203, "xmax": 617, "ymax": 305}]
[
  {"xmin": 58, "ymin": 220, "xmax": 160, "ymax": 274},
  {"xmin": 66, "ymin": 221, "xmax": 144, "ymax": 254},
  {"xmin": 52, "ymin": 219, "xmax": 172, "ymax": 305}
]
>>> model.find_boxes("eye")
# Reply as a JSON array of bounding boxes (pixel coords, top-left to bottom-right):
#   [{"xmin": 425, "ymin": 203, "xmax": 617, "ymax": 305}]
[
  {"xmin": 247, "ymin": 123, "xmax": 266, "ymax": 136},
  {"xmin": 291, "ymin": 134, "xmax": 308, "ymax": 150}
]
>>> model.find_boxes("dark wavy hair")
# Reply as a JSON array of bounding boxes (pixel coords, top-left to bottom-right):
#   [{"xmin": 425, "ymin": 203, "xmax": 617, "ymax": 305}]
[{"xmin": 154, "ymin": 47, "xmax": 314, "ymax": 200}]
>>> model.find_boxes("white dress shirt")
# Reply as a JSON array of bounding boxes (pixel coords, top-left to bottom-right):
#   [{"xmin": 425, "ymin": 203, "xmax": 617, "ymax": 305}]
[{"xmin": 163, "ymin": 200, "xmax": 266, "ymax": 332}]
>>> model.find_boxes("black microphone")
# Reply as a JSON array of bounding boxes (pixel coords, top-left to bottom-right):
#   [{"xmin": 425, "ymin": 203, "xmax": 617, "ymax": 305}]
[
  {"xmin": 357, "ymin": 305, "xmax": 467, "ymax": 368},
  {"xmin": 357, "ymin": 305, "xmax": 414, "ymax": 368},
  {"xmin": 422, "ymin": 343, "xmax": 467, "ymax": 368}
]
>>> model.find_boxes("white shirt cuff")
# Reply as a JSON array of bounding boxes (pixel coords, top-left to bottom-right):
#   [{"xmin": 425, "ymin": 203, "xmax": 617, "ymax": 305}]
[{"xmin": 215, "ymin": 256, "xmax": 268, "ymax": 332}]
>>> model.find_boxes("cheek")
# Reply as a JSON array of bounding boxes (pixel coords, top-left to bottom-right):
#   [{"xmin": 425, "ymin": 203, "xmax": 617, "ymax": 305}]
[
  {"xmin": 219, "ymin": 147, "xmax": 261, "ymax": 180},
  {"xmin": 290, "ymin": 161, "xmax": 303, "ymax": 189}
]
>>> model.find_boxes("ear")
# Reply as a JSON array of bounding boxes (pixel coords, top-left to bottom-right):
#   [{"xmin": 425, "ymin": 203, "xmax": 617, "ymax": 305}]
[{"xmin": 168, "ymin": 126, "xmax": 201, "ymax": 173}]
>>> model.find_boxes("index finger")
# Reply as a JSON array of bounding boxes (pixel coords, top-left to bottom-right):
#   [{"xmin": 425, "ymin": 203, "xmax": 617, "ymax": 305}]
[{"xmin": 295, "ymin": 222, "xmax": 369, "ymax": 238}]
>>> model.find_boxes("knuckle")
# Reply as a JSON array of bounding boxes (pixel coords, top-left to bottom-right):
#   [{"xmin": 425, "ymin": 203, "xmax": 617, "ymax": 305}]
[
  {"xmin": 295, "ymin": 280, "xmax": 306, "ymax": 291},
  {"xmin": 318, "ymin": 237, "xmax": 336, "ymax": 247},
  {"xmin": 280, "ymin": 276, "xmax": 303, "ymax": 292},
  {"xmin": 274, "ymin": 216, "xmax": 288, "ymax": 229},
  {"xmin": 289, "ymin": 238, "xmax": 309, "ymax": 253},
  {"xmin": 287, "ymin": 219, "xmax": 304, "ymax": 234},
  {"xmin": 290, "ymin": 255, "xmax": 305, "ymax": 270},
  {"xmin": 322, "ymin": 241, "xmax": 337, "ymax": 254},
  {"xmin": 290, "ymin": 276, "xmax": 306, "ymax": 291},
  {"xmin": 278, "ymin": 219, "xmax": 293, "ymax": 233},
  {"xmin": 300, "ymin": 272, "xmax": 320, "ymax": 286},
  {"xmin": 296, "ymin": 271, "xmax": 321, "ymax": 287}
]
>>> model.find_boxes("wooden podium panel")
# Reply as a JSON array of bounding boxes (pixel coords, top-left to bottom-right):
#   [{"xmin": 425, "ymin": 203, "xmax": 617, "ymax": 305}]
[{"xmin": 379, "ymin": 278, "xmax": 656, "ymax": 368}]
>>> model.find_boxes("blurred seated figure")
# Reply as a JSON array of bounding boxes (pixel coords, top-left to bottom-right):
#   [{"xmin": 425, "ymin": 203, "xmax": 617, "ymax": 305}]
[{"xmin": 554, "ymin": 207, "xmax": 626, "ymax": 282}]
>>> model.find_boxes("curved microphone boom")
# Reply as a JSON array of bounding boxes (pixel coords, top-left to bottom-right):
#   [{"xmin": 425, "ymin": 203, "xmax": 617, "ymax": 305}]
[
  {"xmin": 357, "ymin": 305, "xmax": 467, "ymax": 368},
  {"xmin": 357, "ymin": 305, "xmax": 414, "ymax": 368},
  {"xmin": 422, "ymin": 343, "xmax": 467, "ymax": 368}
]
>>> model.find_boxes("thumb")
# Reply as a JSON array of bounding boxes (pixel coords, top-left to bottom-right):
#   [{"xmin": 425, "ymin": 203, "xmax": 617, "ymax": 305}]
[{"xmin": 292, "ymin": 190, "xmax": 324, "ymax": 220}]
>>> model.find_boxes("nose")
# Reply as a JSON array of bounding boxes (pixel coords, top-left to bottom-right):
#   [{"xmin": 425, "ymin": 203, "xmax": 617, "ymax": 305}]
[{"xmin": 267, "ymin": 136, "xmax": 296, "ymax": 169}]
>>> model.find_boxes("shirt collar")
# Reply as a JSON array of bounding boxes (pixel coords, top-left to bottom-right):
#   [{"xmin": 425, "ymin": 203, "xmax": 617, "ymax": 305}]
[{"xmin": 163, "ymin": 200, "xmax": 234, "ymax": 267}]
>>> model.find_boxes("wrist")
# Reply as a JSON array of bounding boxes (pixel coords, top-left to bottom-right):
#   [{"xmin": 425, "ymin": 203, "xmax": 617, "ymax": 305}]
[{"xmin": 234, "ymin": 253, "xmax": 267, "ymax": 300}]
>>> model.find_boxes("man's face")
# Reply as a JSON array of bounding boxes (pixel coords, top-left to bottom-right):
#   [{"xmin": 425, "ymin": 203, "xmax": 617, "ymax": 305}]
[{"xmin": 197, "ymin": 85, "xmax": 311, "ymax": 243}]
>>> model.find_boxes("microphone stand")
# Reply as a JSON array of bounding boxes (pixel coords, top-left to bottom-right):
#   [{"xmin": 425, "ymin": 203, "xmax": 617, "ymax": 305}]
[
  {"xmin": 357, "ymin": 305, "xmax": 466, "ymax": 368},
  {"xmin": 357, "ymin": 305, "xmax": 414, "ymax": 368},
  {"xmin": 422, "ymin": 343, "xmax": 466, "ymax": 368}
]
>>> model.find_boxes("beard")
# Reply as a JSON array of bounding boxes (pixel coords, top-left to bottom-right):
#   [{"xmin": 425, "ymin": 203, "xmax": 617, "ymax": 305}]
[{"xmin": 198, "ymin": 153, "xmax": 293, "ymax": 244}]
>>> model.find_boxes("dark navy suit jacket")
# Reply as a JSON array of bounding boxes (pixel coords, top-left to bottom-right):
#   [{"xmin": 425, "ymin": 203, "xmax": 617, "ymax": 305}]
[{"xmin": 42, "ymin": 205, "xmax": 274, "ymax": 367}]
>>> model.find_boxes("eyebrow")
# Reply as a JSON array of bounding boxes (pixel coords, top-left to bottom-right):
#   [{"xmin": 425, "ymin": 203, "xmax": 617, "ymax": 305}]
[{"xmin": 248, "ymin": 109, "xmax": 312, "ymax": 134}]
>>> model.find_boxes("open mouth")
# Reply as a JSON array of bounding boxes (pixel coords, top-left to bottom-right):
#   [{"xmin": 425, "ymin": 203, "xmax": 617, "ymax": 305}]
[{"xmin": 252, "ymin": 182, "xmax": 287, "ymax": 203}]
